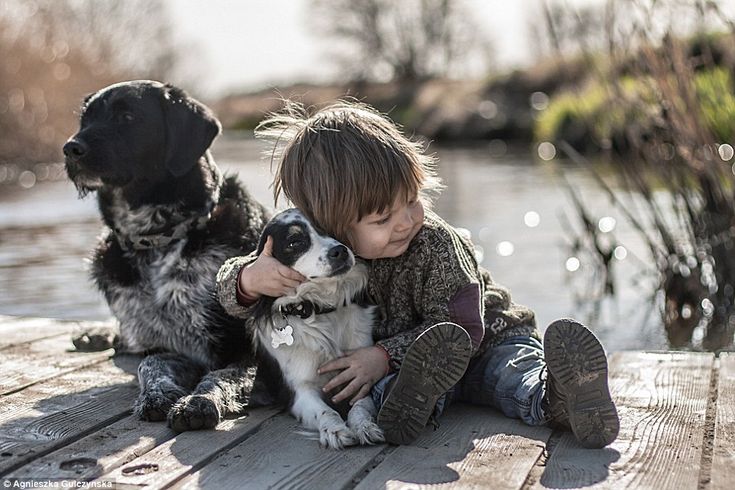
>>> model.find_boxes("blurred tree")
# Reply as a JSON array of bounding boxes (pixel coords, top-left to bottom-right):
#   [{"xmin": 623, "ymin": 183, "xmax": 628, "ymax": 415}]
[
  {"xmin": 310, "ymin": 0, "xmax": 492, "ymax": 82},
  {"xmin": 531, "ymin": 0, "xmax": 615, "ymax": 63},
  {"xmin": 0, "ymin": 0, "xmax": 181, "ymax": 171}
]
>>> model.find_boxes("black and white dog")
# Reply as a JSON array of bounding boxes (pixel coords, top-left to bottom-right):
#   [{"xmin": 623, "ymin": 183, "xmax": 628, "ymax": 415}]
[
  {"xmin": 249, "ymin": 209, "xmax": 384, "ymax": 449},
  {"xmin": 63, "ymin": 80, "xmax": 278, "ymax": 432}
]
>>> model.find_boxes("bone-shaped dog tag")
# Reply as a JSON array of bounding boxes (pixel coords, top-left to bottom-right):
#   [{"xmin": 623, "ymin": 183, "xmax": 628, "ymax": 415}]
[{"xmin": 271, "ymin": 325, "xmax": 294, "ymax": 349}]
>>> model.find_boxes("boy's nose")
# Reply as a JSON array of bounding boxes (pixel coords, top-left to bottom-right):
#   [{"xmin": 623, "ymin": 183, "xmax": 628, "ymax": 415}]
[{"xmin": 396, "ymin": 207, "xmax": 414, "ymax": 231}]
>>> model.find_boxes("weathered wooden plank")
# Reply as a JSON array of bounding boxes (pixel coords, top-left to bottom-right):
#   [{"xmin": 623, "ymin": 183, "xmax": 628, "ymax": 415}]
[
  {"xmin": 93, "ymin": 407, "xmax": 282, "ymax": 488},
  {"xmin": 172, "ymin": 414, "xmax": 388, "ymax": 490},
  {"xmin": 0, "ymin": 333, "xmax": 113, "ymax": 395},
  {"xmin": 352, "ymin": 404, "xmax": 551, "ymax": 490},
  {"xmin": 711, "ymin": 353, "xmax": 735, "ymax": 490},
  {"xmin": 0, "ymin": 317, "xmax": 99, "ymax": 349},
  {"xmin": 6, "ymin": 415, "xmax": 175, "ymax": 481},
  {"xmin": 533, "ymin": 351, "xmax": 714, "ymax": 490},
  {"xmin": 0, "ymin": 355, "xmax": 140, "ymax": 476}
]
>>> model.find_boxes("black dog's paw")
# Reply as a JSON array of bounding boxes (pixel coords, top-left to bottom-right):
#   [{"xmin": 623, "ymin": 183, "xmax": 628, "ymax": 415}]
[
  {"xmin": 167, "ymin": 395, "xmax": 221, "ymax": 432},
  {"xmin": 133, "ymin": 384, "xmax": 188, "ymax": 422},
  {"xmin": 72, "ymin": 323, "xmax": 119, "ymax": 352}
]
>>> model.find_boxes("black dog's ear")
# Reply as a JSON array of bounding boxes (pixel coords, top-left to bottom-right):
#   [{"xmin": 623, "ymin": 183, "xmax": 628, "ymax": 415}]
[
  {"xmin": 80, "ymin": 91, "xmax": 96, "ymax": 112},
  {"xmin": 162, "ymin": 84, "xmax": 222, "ymax": 177}
]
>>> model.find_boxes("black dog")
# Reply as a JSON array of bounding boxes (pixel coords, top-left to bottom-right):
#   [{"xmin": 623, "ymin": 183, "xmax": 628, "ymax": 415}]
[{"xmin": 63, "ymin": 80, "xmax": 277, "ymax": 431}]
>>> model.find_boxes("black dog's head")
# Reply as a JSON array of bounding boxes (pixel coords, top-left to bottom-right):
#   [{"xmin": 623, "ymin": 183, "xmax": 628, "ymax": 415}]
[
  {"xmin": 257, "ymin": 209, "xmax": 355, "ymax": 280},
  {"xmin": 63, "ymin": 80, "xmax": 221, "ymax": 196}
]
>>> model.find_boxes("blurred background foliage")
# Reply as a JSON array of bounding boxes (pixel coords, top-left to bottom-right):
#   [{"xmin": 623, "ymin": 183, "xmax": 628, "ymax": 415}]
[{"xmin": 0, "ymin": 0, "xmax": 179, "ymax": 174}]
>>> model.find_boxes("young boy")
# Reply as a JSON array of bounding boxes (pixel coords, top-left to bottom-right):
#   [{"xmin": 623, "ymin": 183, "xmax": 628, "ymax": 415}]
[{"xmin": 216, "ymin": 101, "xmax": 620, "ymax": 449}]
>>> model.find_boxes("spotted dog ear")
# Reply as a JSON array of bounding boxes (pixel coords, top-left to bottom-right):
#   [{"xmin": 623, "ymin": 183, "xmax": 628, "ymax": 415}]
[{"xmin": 162, "ymin": 84, "xmax": 221, "ymax": 177}]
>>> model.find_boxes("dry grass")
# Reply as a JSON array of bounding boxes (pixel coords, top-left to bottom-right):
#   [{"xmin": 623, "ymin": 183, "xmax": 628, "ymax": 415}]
[{"xmin": 557, "ymin": 1, "xmax": 735, "ymax": 350}]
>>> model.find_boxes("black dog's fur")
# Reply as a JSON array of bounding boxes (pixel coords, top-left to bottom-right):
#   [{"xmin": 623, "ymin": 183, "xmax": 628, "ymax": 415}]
[{"xmin": 64, "ymin": 80, "xmax": 278, "ymax": 431}]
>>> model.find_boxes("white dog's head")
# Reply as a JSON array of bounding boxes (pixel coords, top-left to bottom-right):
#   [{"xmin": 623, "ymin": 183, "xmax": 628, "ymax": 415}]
[{"xmin": 256, "ymin": 208, "xmax": 355, "ymax": 280}]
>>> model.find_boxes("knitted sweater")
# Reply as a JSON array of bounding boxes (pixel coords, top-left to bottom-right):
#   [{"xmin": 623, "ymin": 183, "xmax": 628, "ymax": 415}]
[{"xmin": 216, "ymin": 211, "xmax": 539, "ymax": 370}]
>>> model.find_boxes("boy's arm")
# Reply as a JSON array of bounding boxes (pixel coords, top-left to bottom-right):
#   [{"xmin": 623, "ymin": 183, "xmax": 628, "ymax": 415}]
[
  {"xmin": 374, "ymin": 231, "xmax": 486, "ymax": 370},
  {"xmin": 216, "ymin": 252, "xmax": 260, "ymax": 319},
  {"xmin": 481, "ymin": 269, "xmax": 538, "ymax": 341},
  {"xmin": 375, "ymin": 283, "xmax": 484, "ymax": 371}
]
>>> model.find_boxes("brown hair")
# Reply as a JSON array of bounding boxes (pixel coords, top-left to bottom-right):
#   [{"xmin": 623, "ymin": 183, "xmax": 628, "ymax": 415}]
[{"xmin": 256, "ymin": 100, "xmax": 442, "ymax": 246}]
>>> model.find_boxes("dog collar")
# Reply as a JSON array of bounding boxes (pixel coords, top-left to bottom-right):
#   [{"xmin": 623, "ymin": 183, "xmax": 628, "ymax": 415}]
[
  {"xmin": 271, "ymin": 302, "xmax": 335, "ymax": 350},
  {"xmin": 115, "ymin": 165, "xmax": 223, "ymax": 251},
  {"xmin": 278, "ymin": 301, "xmax": 337, "ymax": 319}
]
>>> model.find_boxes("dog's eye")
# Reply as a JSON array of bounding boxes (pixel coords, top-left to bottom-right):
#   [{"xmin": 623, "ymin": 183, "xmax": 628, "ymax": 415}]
[
  {"xmin": 287, "ymin": 238, "xmax": 305, "ymax": 249},
  {"xmin": 118, "ymin": 112, "xmax": 135, "ymax": 122}
]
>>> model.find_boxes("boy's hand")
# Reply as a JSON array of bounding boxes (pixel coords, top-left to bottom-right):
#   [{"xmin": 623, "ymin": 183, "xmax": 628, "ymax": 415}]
[
  {"xmin": 319, "ymin": 346, "xmax": 389, "ymax": 405},
  {"xmin": 239, "ymin": 236, "xmax": 306, "ymax": 298}
]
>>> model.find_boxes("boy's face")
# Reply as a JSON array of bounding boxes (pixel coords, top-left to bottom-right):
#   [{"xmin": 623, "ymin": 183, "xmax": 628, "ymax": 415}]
[{"xmin": 346, "ymin": 193, "xmax": 424, "ymax": 259}]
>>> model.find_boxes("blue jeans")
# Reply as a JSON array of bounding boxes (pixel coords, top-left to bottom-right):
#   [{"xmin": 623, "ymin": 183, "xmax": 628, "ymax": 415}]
[{"xmin": 371, "ymin": 335, "xmax": 549, "ymax": 426}]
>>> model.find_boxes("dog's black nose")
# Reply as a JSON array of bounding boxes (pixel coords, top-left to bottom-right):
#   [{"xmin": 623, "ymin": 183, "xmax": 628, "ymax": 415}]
[
  {"xmin": 328, "ymin": 245, "xmax": 349, "ymax": 262},
  {"xmin": 63, "ymin": 139, "xmax": 88, "ymax": 161}
]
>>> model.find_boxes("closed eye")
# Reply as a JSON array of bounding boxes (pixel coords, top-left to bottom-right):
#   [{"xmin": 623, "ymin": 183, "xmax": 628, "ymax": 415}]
[{"xmin": 374, "ymin": 214, "xmax": 391, "ymax": 225}]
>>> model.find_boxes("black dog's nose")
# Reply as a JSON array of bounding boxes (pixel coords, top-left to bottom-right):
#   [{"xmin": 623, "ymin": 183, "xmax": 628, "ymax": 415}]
[
  {"xmin": 63, "ymin": 139, "xmax": 88, "ymax": 161},
  {"xmin": 328, "ymin": 245, "xmax": 349, "ymax": 262}
]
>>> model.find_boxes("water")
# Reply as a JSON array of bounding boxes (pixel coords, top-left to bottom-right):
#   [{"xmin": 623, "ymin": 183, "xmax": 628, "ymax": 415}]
[{"xmin": 0, "ymin": 135, "xmax": 669, "ymax": 352}]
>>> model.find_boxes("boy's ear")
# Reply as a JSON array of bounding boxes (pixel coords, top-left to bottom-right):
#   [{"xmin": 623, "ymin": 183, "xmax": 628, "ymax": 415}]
[{"xmin": 161, "ymin": 84, "xmax": 221, "ymax": 177}]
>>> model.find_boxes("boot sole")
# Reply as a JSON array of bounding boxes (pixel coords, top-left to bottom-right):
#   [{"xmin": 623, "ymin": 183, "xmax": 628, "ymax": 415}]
[
  {"xmin": 377, "ymin": 322, "xmax": 472, "ymax": 445},
  {"xmin": 544, "ymin": 319, "xmax": 620, "ymax": 448}
]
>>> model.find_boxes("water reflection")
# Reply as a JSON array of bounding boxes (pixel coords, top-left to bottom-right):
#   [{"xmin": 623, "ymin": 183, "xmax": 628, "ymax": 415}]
[{"xmin": 0, "ymin": 136, "xmax": 668, "ymax": 351}]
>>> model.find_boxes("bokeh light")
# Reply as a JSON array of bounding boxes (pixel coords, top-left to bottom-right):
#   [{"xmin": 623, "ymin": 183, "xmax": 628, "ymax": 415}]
[
  {"xmin": 478, "ymin": 100, "xmax": 498, "ymax": 120},
  {"xmin": 718, "ymin": 144, "xmax": 734, "ymax": 161},
  {"xmin": 496, "ymin": 241, "xmax": 514, "ymax": 257},
  {"xmin": 537, "ymin": 142, "xmax": 556, "ymax": 161},
  {"xmin": 598, "ymin": 216, "xmax": 616, "ymax": 233},
  {"xmin": 530, "ymin": 91, "xmax": 549, "ymax": 110},
  {"xmin": 474, "ymin": 245, "xmax": 484, "ymax": 264},
  {"xmin": 478, "ymin": 227, "xmax": 492, "ymax": 243},
  {"xmin": 523, "ymin": 211, "xmax": 540, "ymax": 228},
  {"xmin": 565, "ymin": 257, "xmax": 580, "ymax": 272},
  {"xmin": 18, "ymin": 170, "xmax": 36, "ymax": 189}
]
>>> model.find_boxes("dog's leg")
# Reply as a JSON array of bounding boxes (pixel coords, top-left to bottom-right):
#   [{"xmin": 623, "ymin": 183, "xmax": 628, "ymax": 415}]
[
  {"xmin": 167, "ymin": 365, "xmax": 251, "ymax": 432},
  {"xmin": 292, "ymin": 387, "xmax": 357, "ymax": 449},
  {"xmin": 347, "ymin": 397, "xmax": 385, "ymax": 445},
  {"xmin": 72, "ymin": 322, "xmax": 120, "ymax": 352},
  {"xmin": 134, "ymin": 353, "xmax": 206, "ymax": 421}
]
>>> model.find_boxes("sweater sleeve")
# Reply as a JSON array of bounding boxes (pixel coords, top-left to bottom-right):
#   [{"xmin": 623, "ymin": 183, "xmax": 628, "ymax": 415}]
[
  {"xmin": 216, "ymin": 252, "xmax": 259, "ymax": 319},
  {"xmin": 374, "ymin": 228, "xmax": 485, "ymax": 368},
  {"xmin": 480, "ymin": 268, "xmax": 538, "ymax": 346}
]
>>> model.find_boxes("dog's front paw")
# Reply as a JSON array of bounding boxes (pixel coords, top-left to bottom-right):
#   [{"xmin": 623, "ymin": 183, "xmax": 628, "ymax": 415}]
[
  {"xmin": 319, "ymin": 416, "xmax": 357, "ymax": 450},
  {"xmin": 347, "ymin": 398, "xmax": 384, "ymax": 445},
  {"xmin": 167, "ymin": 395, "xmax": 221, "ymax": 432},
  {"xmin": 72, "ymin": 323, "xmax": 119, "ymax": 352},
  {"xmin": 351, "ymin": 419, "xmax": 385, "ymax": 446},
  {"xmin": 133, "ymin": 383, "xmax": 188, "ymax": 422}
]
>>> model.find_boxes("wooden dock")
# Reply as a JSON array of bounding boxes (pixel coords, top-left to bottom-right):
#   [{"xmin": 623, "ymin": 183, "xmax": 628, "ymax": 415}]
[{"xmin": 0, "ymin": 314, "xmax": 733, "ymax": 489}]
